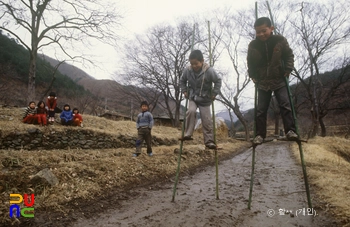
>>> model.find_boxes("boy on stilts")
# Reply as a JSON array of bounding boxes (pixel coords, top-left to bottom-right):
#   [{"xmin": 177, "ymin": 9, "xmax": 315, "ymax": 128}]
[
  {"xmin": 179, "ymin": 50, "xmax": 222, "ymax": 149},
  {"xmin": 247, "ymin": 17, "xmax": 298, "ymax": 145}
]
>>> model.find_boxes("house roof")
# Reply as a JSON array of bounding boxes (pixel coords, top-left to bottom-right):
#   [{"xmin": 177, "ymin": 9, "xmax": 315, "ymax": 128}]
[
  {"xmin": 153, "ymin": 113, "xmax": 184, "ymax": 120},
  {"xmin": 100, "ymin": 111, "xmax": 131, "ymax": 119}
]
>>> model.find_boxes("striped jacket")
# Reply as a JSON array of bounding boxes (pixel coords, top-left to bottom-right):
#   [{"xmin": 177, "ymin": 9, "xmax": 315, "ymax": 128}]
[{"xmin": 23, "ymin": 107, "xmax": 37, "ymax": 119}]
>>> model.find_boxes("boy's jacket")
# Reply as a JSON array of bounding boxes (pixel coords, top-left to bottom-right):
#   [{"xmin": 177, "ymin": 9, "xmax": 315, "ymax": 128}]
[
  {"xmin": 247, "ymin": 34, "xmax": 294, "ymax": 91},
  {"xmin": 60, "ymin": 110, "xmax": 73, "ymax": 121},
  {"xmin": 180, "ymin": 62, "xmax": 222, "ymax": 106}
]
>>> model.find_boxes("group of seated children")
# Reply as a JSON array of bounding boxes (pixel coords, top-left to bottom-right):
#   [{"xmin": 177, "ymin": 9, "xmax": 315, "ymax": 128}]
[
  {"xmin": 22, "ymin": 92, "xmax": 83, "ymax": 127},
  {"xmin": 60, "ymin": 104, "xmax": 83, "ymax": 127}
]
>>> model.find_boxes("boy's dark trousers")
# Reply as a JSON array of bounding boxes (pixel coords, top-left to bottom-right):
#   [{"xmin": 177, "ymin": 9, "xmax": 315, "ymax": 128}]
[
  {"xmin": 135, "ymin": 127, "xmax": 152, "ymax": 154},
  {"xmin": 256, "ymin": 86, "xmax": 296, "ymax": 138},
  {"xmin": 48, "ymin": 110, "xmax": 55, "ymax": 118},
  {"xmin": 61, "ymin": 119, "xmax": 73, "ymax": 126}
]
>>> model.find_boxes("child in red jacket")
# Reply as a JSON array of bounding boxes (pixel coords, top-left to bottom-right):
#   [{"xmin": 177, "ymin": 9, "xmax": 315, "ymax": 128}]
[
  {"xmin": 36, "ymin": 101, "xmax": 48, "ymax": 126},
  {"xmin": 47, "ymin": 92, "xmax": 57, "ymax": 124},
  {"xmin": 72, "ymin": 108, "xmax": 83, "ymax": 127}
]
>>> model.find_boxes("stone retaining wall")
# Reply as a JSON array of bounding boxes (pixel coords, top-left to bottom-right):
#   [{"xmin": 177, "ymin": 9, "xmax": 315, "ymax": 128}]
[{"xmin": 0, "ymin": 127, "xmax": 177, "ymax": 150}]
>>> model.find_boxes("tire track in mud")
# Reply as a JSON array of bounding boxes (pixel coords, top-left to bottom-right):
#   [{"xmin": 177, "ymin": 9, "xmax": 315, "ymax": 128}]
[{"xmin": 72, "ymin": 141, "xmax": 333, "ymax": 227}]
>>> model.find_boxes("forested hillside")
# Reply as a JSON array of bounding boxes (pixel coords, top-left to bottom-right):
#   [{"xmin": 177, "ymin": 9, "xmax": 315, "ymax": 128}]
[
  {"xmin": 0, "ymin": 32, "xmax": 180, "ymax": 119},
  {"xmin": 0, "ymin": 32, "xmax": 90, "ymax": 108}
]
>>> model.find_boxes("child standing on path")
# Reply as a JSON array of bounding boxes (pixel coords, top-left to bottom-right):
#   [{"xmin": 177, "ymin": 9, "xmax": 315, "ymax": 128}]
[
  {"xmin": 36, "ymin": 101, "xmax": 48, "ymax": 126},
  {"xmin": 72, "ymin": 108, "xmax": 83, "ymax": 127},
  {"xmin": 133, "ymin": 101, "xmax": 154, "ymax": 157},
  {"xmin": 179, "ymin": 50, "xmax": 222, "ymax": 149},
  {"xmin": 60, "ymin": 104, "xmax": 73, "ymax": 126},
  {"xmin": 47, "ymin": 92, "xmax": 57, "ymax": 124},
  {"xmin": 23, "ymin": 101, "xmax": 37, "ymax": 124},
  {"xmin": 247, "ymin": 17, "xmax": 298, "ymax": 145}
]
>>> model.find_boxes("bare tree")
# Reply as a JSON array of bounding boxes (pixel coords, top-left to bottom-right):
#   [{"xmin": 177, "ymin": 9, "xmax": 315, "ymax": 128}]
[
  {"xmin": 120, "ymin": 21, "xmax": 203, "ymax": 127},
  {"xmin": 70, "ymin": 90, "xmax": 97, "ymax": 114},
  {"xmin": 0, "ymin": 0, "xmax": 123, "ymax": 102},
  {"xmin": 114, "ymin": 75, "xmax": 162, "ymax": 113},
  {"xmin": 212, "ymin": 8, "xmax": 252, "ymax": 141},
  {"xmin": 287, "ymin": 1, "xmax": 350, "ymax": 137},
  {"xmin": 39, "ymin": 57, "xmax": 65, "ymax": 101},
  {"xmin": 294, "ymin": 63, "xmax": 350, "ymax": 137},
  {"xmin": 318, "ymin": 65, "xmax": 350, "ymax": 136}
]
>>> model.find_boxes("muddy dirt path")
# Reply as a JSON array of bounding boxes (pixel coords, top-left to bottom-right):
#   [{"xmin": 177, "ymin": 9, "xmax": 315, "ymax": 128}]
[{"xmin": 72, "ymin": 141, "xmax": 334, "ymax": 227}]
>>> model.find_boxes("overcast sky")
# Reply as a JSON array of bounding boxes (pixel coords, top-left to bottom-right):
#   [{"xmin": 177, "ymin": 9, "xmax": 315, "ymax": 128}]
[
  {"xmin": 77, "ymin": 0, "xmax": 258, "ymax": 80},
  {"xmin": 121, "ymin": 0, "xmax": 254, "ymax": 33}
]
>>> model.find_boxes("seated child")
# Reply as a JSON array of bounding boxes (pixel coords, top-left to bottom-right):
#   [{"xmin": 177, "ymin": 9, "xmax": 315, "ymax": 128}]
[
  {"xmin": 23, "ymin": 101, "xmax": 37, "ymax": 124},
  {"xmin": 36, "ymin": 101, "xmax": 48, "ymax": 126},
  {"xmin": 72, "ymin": 108, "xmax": 83, "ymax": 127},
  {"xmin": 60, "ymin": 104, "xmax": 73, "ymax": 126}
]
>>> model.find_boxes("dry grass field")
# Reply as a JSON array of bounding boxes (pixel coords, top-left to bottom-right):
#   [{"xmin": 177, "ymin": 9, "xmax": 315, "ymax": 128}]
[
  {"xmin": 291, "ymin": 137, "xmax": 350, "ymax": 225},
  {"xmin": 1, "ymin": 106, "xmax": 350, "ymax": 226},
  {"xmin": 0, "ymin": 106, "xmax": 249, "ymax": 226}
]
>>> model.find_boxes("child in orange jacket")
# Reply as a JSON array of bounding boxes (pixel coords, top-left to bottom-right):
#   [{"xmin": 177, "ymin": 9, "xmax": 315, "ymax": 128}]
[{"xmin": 72, "ymin": 108, "xmax": 83, "ymax": 127}]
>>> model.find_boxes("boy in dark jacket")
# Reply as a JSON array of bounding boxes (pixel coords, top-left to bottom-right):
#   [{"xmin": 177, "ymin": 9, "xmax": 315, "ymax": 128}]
[
  {"xmin": 247, "ymin": 17, "xmax": 298, "ymax": 144},
  {"xmin": 179, "ymin": 50, "xmax": 222, "ymax": 149},
  {"xmin": 133, "ymin": 101, "xmax": 154, "ymax": 157}
]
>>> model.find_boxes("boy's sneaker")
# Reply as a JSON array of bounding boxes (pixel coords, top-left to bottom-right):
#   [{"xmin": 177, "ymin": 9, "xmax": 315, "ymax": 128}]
[
  {"xmin": 286, "ymin": 130, "xmax": 298, "ymax": 141},
  {"xmin": 205, "ymin": 143, "xmax": 217, "ymax": 149},
  {"xmin": 253, "ymin": 135, "xmax": 264, "ymax": 145},
  {"xmin": 147, "ymin": 152, "xmax": 153, "ymax": 157},
  {"xmin": 179, "ymin": 136, "xmax": 193, "ymax": 141},
  {"xmin": 132, "ymin": 153, "xmax": 140, "ymax": 157}
]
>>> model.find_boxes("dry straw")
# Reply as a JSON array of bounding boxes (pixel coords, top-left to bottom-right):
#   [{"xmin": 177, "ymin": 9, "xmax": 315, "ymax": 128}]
[
  {"xmin": 0, "ymin": 106, "xmax": 247, "ymax": 225},
  {"xmin": 291, "ymin": 136, "xmax": 350, "ymax": 223}
]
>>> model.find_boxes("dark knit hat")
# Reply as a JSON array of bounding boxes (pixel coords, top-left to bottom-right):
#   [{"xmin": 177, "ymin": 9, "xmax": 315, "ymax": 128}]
[
  {"xmin": 63, "ymin": 104, "xmax": 71, "ymax": 110},
  {"xmin": 140, "ymin": 101, "xmax": 149, "ymax": 107}
]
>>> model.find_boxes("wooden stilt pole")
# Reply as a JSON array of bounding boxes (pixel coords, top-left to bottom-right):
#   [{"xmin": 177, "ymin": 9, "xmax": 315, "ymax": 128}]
[
  {"xmin": 248, "ymin": 1, "xmax": 259, "ymax": 210},
  {"xmin": 172, "ymin": 24, "xmax": 196, "ymax": 202},
  {"xmin": 248, "ymin": 83, "xmax": 258, "ymax": 209},
  {"xmin": 207, "ymin": 20, "xmax": 219, "ymax": 200},
  {"xmin": 266, "ymin": 0, "xmax": 312, "ymax": 209}
]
